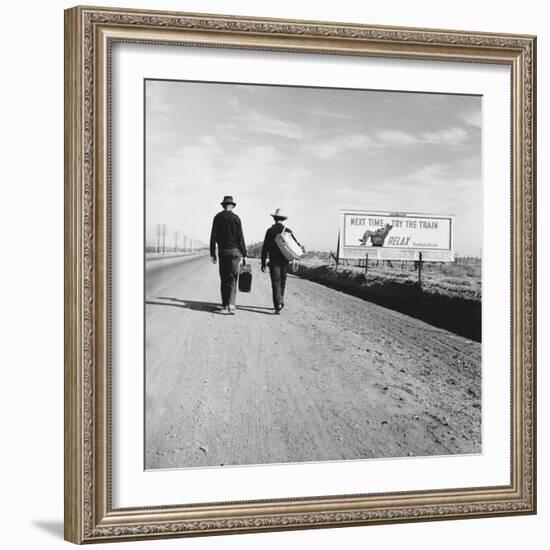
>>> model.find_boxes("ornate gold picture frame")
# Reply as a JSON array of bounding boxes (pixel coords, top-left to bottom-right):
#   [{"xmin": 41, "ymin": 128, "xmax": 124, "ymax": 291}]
[{"xmin": 64, "ymin": 5, "xmax": 536, "ymax": 544}]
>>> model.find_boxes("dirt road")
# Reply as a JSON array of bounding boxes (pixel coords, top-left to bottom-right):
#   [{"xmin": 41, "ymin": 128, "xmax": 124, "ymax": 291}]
[{"xmin": 145, "ymin": 254, "xmax": 481, "ymax": 469}]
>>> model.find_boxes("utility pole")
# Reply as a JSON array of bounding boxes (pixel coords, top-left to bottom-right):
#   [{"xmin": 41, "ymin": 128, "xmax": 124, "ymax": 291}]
[
  {"xmin": 174, "ymin": 231, "xmax": 179, "ymax": 253},
  {"xmin": 155, "ymin": 224, "xmax": 161, "ymax": 253},
  {"xmin": 161, "ymin": 224, "xmax": 167, "ymax": 254}
]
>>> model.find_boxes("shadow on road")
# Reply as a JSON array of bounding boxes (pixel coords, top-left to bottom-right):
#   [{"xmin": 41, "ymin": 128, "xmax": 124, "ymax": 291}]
[
  {"xmin": 236, "ymin": 305, "xmax": 274, "ymax": 315},
  {"xmin": 147, "ymin": 297, "xmax": 274, "ymax": 315}
]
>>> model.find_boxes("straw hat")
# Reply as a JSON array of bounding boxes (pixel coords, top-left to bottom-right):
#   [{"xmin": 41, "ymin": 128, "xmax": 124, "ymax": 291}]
[{"xmin": 270, "ymin": 207, "xmax": 288, "ymax": 220}]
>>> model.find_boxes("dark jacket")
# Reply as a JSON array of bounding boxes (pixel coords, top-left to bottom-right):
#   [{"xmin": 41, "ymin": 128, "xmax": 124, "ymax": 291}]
[
  {"xmin": 209, "ymin": 210, "xmax": 247, "ymax": 259},
  {"xmin": 261, "ymin": 223, "xmax": 301, "ymax": 268}
]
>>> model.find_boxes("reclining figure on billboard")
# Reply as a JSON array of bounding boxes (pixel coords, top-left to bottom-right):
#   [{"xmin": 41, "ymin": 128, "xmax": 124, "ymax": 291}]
[{"xmin": 359, "ymin": 223, "xmax": 393, "ymax": 246}]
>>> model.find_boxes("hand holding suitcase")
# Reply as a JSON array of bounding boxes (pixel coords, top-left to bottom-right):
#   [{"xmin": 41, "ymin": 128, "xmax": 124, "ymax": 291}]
[{"xmin": 238, "ymin": 258, "xmax": 252, "ymax": 292}]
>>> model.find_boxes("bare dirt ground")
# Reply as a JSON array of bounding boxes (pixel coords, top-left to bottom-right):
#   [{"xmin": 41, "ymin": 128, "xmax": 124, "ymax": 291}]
[{"xmin": 145, "ymin": 254, "xmax": 481, "ymax": 469}]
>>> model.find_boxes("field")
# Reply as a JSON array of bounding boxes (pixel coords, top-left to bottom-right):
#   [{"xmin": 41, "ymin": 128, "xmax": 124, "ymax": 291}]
[{"xmin": 300, "ymin": 257, "xmax": 481, "ymax": 299}]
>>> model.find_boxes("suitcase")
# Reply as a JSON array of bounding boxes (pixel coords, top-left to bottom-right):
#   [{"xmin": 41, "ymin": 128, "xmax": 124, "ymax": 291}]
[
  {"xmin": 274, "ymin": 228, "xmax": 303, "ymax": 261},
  {"xmin": 238, "ymin": 260, "xmax": 252, "ymax": 292}
]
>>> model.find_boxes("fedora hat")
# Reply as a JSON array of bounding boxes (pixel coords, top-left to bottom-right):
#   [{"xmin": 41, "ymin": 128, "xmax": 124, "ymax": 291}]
[
  {"xmin": 220, "ymin": 195, "xmax": 236, "ymax": 207},
  {"xmin": 271, "ymin": 207, "xmax": 288, "ymax": 220}
]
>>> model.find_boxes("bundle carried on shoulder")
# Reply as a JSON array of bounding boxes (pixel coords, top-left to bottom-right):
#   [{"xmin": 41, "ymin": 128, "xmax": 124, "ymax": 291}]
[{"xmin": 275, "ymin": 228, "xmax": 303, "ymax": 261}]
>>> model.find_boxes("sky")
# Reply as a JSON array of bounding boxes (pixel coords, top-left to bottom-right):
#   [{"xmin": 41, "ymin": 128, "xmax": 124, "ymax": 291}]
[{"xmin": 145, "ymin": 79, "xmax": 482, "ymax": 255}]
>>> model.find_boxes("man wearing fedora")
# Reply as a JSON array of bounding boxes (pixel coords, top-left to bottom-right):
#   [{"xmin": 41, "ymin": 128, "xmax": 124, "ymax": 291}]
[
  {"xmin": 260, "ymin": 208, "xmax": 303, "ymax": 314},
  {"xmin": 210, "ymin": 195, "xmax": 247, "ymax": 314}
]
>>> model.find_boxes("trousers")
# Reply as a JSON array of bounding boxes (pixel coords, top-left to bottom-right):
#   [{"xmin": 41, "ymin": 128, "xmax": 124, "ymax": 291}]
[
  {"xmin": 218, "ymin": 248, "xmax": 241, "ymax": 306},
  {"xmin": 268, "ymin": 262, "xmax": 288, "ymax": 309}
]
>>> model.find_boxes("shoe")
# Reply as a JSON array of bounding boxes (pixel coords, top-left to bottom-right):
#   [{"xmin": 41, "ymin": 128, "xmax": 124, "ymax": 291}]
[
  {"xmin": 228, "ymin": 305, "xmax": 236, "ymax": 315},
  {"xmin": 275, "ymin": 305, "xmax": 283, "ymax": 314},
  {"xmin": 220, "ymin": 306, "xmax": 230, "ymax": 314}
]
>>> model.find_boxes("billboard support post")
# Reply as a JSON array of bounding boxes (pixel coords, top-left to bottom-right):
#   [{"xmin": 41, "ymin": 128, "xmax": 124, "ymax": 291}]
[
  {"xmin": 335, "ymin": 230, "xmax": 341, "ymax": 266},
  {"xmin": 365, "ymin": 253, "xmax": 368, "ymax": 276},
  {"xmin": 418, "ymin": 251, "xmax": 423, "ymax": 288}
]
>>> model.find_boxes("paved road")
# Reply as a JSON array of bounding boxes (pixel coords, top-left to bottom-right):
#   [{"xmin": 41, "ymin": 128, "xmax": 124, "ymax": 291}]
[{"xmin": 145, "ymin": 254, "xmax": 481, "ymax": 469}]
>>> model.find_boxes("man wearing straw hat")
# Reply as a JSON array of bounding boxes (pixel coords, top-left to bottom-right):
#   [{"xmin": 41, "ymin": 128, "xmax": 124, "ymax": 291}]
[
  {"xmin": 210, "ymin": 195, "xmax": 247, "ymax": 315},
  {"xmin": 260, "ymin": 208, "xmax": 303, "ymax": 315}
]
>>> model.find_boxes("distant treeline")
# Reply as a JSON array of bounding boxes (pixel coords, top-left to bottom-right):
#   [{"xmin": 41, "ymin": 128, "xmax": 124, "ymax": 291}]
[
  {"xmin": 246, "ymin": 242, "xmax": 264, "ymax": 258},
  {"xmin": 454, "ymin": 255, "xmax": 482, "ymax": 265},
  {"xmin": 145, "ymin": 245, "xmax": 207, "ymax": 253}
]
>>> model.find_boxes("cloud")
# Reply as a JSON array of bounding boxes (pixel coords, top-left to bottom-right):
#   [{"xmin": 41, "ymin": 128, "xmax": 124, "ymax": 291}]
[
  {"xmin": 375, "ymin": 129, "xmax": 419, "ymax": 146},
  {"xmin": 146, "ymin": 134, "xmax": 223, "ymax": 199},
  {"xmin": 239, "ymin": 110, "xmax": 307, "ymax": 140},
  {"xmin": 306, "ymin": 134, "xmax": 374, "ymax": 159},
  {"xmin": 401, "ymin": 163, "xmax": 449, "ymax": 186},
  {"xmin": 329, "ymin": 162, "xmax": 478, "ymax": 209},
  {"xmin": 214, "ymin": 109, "xmax": 307, "ymax": 144},
  {"xmin": 195, "ymin": 135, "xmax": 221, "ymax": 151},
  {"xmin": 375, "ymin": 127, "xmax": 470, "ymax": 147},
  {"xmin": 306, "ymin": 109, "xmax": 355, "ymax": 121},
  {"xmin": 307, "ymin": 125, "xmax": 471, "ymax": 160},
  {"xmin": 458, "ymin": 108, "xmax": 482, "ymax": 128},
  {"xmin": 224, "ymin": 144, "xmax": 282, "ymax": 185},
  {"xmin": 420, "ymin": 127, "xmax": 469, "ymax": 146}
]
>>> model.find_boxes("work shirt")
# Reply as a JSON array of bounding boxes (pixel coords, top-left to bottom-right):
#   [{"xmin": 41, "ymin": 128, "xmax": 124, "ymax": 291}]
[
  {"xmin": 261, "ymin": 223, "xmax": 301, "ymax": 267},
  {"xmin": 209, "ymin": 210, "xmax": 247, "ymax": 259}
]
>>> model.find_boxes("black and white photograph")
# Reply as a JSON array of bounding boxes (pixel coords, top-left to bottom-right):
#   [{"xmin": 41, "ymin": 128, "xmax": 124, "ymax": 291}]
[{"xmin": 144, "ymin": 79, "xmax": 482, "ymax": 470}]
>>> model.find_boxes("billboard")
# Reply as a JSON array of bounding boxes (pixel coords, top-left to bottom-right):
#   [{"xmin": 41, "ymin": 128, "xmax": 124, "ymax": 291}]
[{"xmin": 338, "ymin": 210, "xmax": 454, "ymax": 262}]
